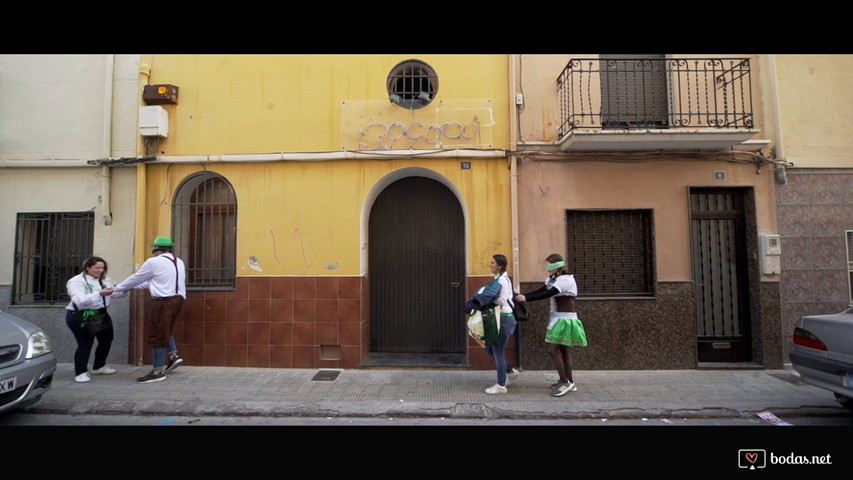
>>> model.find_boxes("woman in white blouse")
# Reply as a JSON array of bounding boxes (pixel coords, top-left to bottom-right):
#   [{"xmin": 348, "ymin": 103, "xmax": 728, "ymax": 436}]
[{"xmin": 65, "ymin": 256, "xmax": 123, "ymax": 383}]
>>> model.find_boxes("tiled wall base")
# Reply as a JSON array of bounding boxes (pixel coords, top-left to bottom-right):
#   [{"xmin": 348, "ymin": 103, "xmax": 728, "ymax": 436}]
[
  {"xmin": 133, "ymin": 276, "xmax": 775, "ymax": 370},
  {"xmin": 134, "ymin": 276, "xmax": 514, "ymax": 370}
]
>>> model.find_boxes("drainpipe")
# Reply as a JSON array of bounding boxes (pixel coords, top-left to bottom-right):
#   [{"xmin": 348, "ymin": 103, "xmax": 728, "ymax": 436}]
[
  {"xmin": 134, "ymin": 61, "xmax": 153, "ymax": 366},
  {"xmin": 509, "ymin": 54, "xmax": 522, "ymax": 369},
  {"xmin": 509, "ymin": 55, "xmax": 521, "ymax": 291},
  {"xmin": 0, "ymin": 159, "xmax": 94, "ymax": 167},
  {"xmin": 102, "ymin": 55, "xmax": 114, "ymax": 226},
  {"xmin": 765, "ymin": 55, "xmax": 788, "ymax": 185},
  {"xmin": 155, "ymin": 149, "xmax": 507, "ymax": 162}
]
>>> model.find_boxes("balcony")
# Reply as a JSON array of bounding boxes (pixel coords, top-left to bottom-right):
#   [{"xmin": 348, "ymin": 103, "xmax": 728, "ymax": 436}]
[{"xmin": 556, "ymin": 57, "xmax": 760, "ymax": 152}]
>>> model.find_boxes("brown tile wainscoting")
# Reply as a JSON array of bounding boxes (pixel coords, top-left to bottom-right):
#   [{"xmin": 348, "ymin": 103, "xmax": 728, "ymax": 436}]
[{"xmin": 133, "ymin": 276, "xmax": 512, "ymax": 370}]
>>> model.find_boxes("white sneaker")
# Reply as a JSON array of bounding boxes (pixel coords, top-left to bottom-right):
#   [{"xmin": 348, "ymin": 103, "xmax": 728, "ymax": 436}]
[
  {"xmin": 551, "ymin": 381, "xmax": 577, "ymax": 397},
  {"xmin": 74, "ymin": 372, "xmax": 91, "ymax": 383},
  {"xmin": 92, "ymin": 366, "xmax": 116, "ymax": 375},
  {"xmin": 485, "ymin": 383, "xmax": 507, "ymax": 395},
  {"xmin": 508, "ymin": 368, "xmax": 521, "ymax": 380}
]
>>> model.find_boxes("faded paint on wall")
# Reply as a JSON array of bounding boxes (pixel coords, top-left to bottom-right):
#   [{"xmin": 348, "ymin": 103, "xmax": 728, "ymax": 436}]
[
  {"xmin": 134, "ymin": 54, "xmax": 513, "ymax": 278},
  {"xmin": 776, "ymin": 55, "xmax": 853, "ymax": 167},
  {"xmin": 141, "ymin": 157, "xmax": 512, "ymax": 277},
  {"xmin": 0, "ymin": 55, "xmax": 141, "ymax": 283},
  {"xmin": 140, "ymin": 55, "xmax": 510, "ymax": 155},
  {"xmin": 515, "ymin": 158, "xmax": 778, "ymax": 283}
]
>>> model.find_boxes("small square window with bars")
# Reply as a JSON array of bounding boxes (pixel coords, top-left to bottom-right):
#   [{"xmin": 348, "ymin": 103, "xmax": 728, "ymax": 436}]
[{"xmin": 565, "ymin": 209, "xmax": 655, "ymax": 297}]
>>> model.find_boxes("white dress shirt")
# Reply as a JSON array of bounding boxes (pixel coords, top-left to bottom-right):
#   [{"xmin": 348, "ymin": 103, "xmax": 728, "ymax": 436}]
[
  {"xmin": 65, "ymin": 273, "xmax": 116, "ymax": 311},
  {"xmin": 114, "ymin": 253, "xmax": 187, "ymax": 299}
]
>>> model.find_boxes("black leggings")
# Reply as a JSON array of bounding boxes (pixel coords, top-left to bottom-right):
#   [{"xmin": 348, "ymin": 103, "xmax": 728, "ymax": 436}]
[{"xmin": 65, "ymin": 310, "xmax": 113, "ymax": 375}]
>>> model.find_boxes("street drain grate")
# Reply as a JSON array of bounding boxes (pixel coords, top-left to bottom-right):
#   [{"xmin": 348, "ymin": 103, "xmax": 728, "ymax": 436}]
[{"xmin": 312, "ymin": 370, "xmax": 341, "ymax": 381}]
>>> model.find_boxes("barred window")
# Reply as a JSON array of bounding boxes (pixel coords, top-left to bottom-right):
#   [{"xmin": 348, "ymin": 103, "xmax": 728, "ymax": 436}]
[
  {"xmin": 565, "ymin": 209, "xmax": 655, "ymax": 297},
  {"xmin": 172, "ymin": 172, "xmax": 237, "ymax": 289},
  {"xmin": 387, "ymin": 59, "xmax": 438, "ymax": 110},
  {"xmin": 13, "ymin": 212, "xmax": 94, "ymax": 305},
  {"xmin": 600, "ymin": 54, "xmax": 668, "ymax": 129}
]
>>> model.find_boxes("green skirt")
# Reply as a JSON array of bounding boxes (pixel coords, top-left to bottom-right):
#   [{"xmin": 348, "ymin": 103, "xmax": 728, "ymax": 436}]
[{"xmin": 545, "ymin": 312, "xmax": 588, "ymax": 347}]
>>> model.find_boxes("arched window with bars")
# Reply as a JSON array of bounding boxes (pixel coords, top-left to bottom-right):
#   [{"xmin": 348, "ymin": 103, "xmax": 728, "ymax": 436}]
[{"xmin": 172, "ymin": 172, "xmax": 237, "ymax": 288}]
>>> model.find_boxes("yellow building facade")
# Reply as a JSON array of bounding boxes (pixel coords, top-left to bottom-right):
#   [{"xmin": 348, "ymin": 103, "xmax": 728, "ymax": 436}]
[{"xmin": 131, "ymin": 55, "xmax": 513, "ymax": 369}]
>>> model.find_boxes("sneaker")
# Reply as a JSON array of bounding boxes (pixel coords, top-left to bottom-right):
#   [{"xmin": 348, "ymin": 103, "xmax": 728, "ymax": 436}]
[
  {"xmin": 550, "ymin": 381, "xmax": 578, "ymax": 391},
  {"xmin": 508, "ymin": 368, "xmax": 521, "ymax": 380},
  {"xmin": 92, "ymin": 366, "xmax": 116, "ymax": 375},
  {"xmin": 551, "ymin": 382, "xmax": 577, "ymax": 397},
  {"xmin": 74, "ymin": 372, "xmax": 91, "ymax": 383},
  {"xmin": 165, "ymin": 355, "xmax": 183, "ymax": 373},
  {"xmin": 137, "ymin": 370, "xmax": 166, "ymax": 384},
  {"xmin": 484, "ymin": 383, "xmax": 508, "ymax": 395}
]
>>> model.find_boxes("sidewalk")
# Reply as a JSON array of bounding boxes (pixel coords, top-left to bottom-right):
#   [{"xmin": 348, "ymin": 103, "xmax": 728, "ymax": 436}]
[{"xmin": 25, "ymin": 363, "xmax": 850, "ymax": 422}]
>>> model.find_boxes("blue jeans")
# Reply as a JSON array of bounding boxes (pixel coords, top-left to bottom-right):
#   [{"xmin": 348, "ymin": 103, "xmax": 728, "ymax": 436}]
[
  {"xmin": 485, "ymin": 314, "xmax": 517, "ymax": 386},
  {"xmin": 153, "ymin": 336, "xmax": 178, "ymax": 371}
]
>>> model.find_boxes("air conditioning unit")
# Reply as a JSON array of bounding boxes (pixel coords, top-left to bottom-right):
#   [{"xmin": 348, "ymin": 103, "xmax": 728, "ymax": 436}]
[{"xmin": 139, "ymin": 105, "xmax": 169, "ymax": 138}]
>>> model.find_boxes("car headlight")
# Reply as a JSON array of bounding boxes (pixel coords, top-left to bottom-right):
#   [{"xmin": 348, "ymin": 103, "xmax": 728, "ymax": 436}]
[{"xmin": 27, "ymin": 330, "xmax": 52, "ymax": 359}]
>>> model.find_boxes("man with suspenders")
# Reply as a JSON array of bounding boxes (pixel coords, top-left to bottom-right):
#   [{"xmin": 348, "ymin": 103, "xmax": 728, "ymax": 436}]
[{"xmin": 113, "ymin": 236, "xmax": 187, "ymax": 384}]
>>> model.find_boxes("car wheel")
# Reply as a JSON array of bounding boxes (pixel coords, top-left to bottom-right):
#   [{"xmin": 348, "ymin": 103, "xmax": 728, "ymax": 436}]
[{"xmin": 834, "ymin": 394, "xmax": 853, "ymax": 412}]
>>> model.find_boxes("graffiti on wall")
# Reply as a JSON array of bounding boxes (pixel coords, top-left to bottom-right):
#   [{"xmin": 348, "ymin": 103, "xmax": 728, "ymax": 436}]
[
  {"xmin": 260, "ymin": 228, "xmax": 338, "ymax": 271},
  {"xmin": 357, "ymin": 117, "xmax": 481, "ymax": 151},
  {"xmin": 340, "ymin": 99, "xmax": 495, "ymax": 151}
]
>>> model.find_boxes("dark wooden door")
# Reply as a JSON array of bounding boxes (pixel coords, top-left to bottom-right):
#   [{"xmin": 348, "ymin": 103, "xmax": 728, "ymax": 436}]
[
  {"xmin": 369, "ymin": 177, "xmax": 466, "ymax": 353},
  {"xmin": 690, "ymin": 189, "xmax": 752, "ymax": 362}
]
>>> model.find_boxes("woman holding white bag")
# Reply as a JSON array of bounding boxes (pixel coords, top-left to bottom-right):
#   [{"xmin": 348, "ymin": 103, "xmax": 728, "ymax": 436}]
[{"xmin": 481, "ymin": 254, "xmax": 520, "ymax": 395}]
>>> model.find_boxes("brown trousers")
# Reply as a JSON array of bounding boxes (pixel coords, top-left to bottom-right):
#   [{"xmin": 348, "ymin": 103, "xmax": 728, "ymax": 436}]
[{"xmin": 147, "ymin": 295, "xmax": 184, "ymax": 347}]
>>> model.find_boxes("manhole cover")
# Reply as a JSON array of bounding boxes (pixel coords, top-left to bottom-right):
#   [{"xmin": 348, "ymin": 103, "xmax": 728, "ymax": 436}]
[{"xmin": 312, "ymin": 370, "xmax": 341, "ymax": 381}]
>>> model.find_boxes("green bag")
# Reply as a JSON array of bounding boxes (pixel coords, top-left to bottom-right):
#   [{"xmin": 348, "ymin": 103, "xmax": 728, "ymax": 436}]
[{"xmin": 481, "ymin": 306, "xmax": 501, "ymax": 347}]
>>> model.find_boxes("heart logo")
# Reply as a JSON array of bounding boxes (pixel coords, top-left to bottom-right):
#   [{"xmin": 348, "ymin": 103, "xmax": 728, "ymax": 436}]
[{"xmin": 745, "ymin": 453, "xmax": 758, "ymax": 464}]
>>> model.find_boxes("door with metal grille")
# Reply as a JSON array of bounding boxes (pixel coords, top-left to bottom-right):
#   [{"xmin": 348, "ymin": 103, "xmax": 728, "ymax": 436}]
[
  {"xmin": 368, "ymin": 177, "xmax": 466, "ymax": 353},
  {"xmin": 690, "ymin": 189, "xmax": 751, "ymax": 362}
]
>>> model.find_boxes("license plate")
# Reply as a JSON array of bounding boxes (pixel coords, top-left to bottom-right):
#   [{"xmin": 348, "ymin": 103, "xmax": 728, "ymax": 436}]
[{"xmin": 0, "ymin": 376, "xmax": 16, "ymax": 393}]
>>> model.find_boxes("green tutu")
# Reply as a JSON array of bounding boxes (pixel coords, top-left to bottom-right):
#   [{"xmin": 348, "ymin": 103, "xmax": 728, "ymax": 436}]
[{"xmin": 545, "ymin": 312, "xmax": 588, "ymax": 347}]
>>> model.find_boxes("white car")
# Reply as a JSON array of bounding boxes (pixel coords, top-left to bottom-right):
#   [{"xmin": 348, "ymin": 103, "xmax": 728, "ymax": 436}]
[
  {"xmin": 0, "ymin": 310, "xmax": 57, "ymax": 414},
  {"xmin": 790, "ymin": 305, "xmax": 853, "ymax": 412}
]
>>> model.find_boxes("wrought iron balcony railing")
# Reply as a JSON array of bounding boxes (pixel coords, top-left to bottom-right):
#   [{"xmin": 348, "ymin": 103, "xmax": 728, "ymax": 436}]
[{"xmin": 557, "ymin": 57, "xmax": 754, "ymax": 138}]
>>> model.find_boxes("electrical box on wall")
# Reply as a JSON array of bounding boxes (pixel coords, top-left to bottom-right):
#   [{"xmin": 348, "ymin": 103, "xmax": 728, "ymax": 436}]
[
  {"xmin": 143, "ymin": 84, "xmax": 179, "ymax": 105},
  {"xmin": 139, "ymin": 106, "xmax": 169, "ymax": 138},
  {"xmin": 759, "ymin": 234, "xmax": 782, "ymax": 275}
]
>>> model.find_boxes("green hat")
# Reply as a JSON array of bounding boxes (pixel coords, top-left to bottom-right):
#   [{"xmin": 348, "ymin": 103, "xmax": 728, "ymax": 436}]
[{"xmin": 151, "ymin": 236, "xmax": 174, "ymax": 247}]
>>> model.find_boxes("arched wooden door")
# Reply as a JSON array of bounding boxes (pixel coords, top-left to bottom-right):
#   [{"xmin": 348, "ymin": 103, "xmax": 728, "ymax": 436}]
[{"xmin": 368, "ymin": 176, "xmax": 466, "ymax": 354}]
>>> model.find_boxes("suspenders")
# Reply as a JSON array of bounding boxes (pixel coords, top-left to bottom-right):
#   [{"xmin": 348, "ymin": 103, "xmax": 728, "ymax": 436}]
[{"xmin": 162, "ymin": 254, "xmax": 179, "ymax": 295}]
